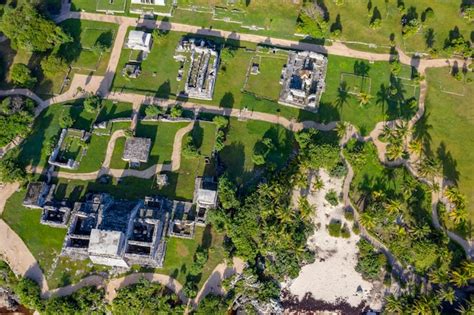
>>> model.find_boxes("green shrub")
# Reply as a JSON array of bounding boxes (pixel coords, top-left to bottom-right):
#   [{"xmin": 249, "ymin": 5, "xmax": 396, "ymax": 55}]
[
  {"xmin": 11, "ymin": 63, "xmax": 37, "ymax": 88},
  {"xmin": 352, "ymin": 222, "xmax": 360, "ymax": 235},
  {"xmin": 169, "ymin": 105, "xmax": 183, "ymax": 118},
  {"xmin": 344, "ymin": 209, "xmax": 354, "ymax": 221},
  {"xmin": 325, "ymin": 189, "xmax": 339, "ymax": 206},
  {"xmin": 340, "ymin": 225, "xmax": 351, "ymax": 238},
  {"xmin": 327, "ymin": 221, "xmax": 342, "ymax": 237}
]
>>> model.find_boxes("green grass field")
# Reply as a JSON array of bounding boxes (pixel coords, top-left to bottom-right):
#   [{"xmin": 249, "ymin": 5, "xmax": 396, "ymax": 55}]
[
  {"xmin": 2, "ymin": 192, "xmax": 66, "ymax": 283},
  {"xmin": 96, "ymin": 0, "xmax": 126, "ymax": 12},
  {"xmin": 424, "ymin": 67, "xmax": 474, "ymax": 230},
  {"xmin": 110, "ymin": 121, "xmax": 189, "ymax": 170},
  {"xmin": 59, "ymin": 19, "xmax": 118, "ymax": 75},
  {"xmin": 322, "ymin": 0, "xmax": 472, "ymax": 55},
  {"xmin": 219, "ymin": 118, "xmax": 294, "ymax": 187},
  {"xmin": 113, "ymin": 29, "xmax": 417, "ymax": 134}
]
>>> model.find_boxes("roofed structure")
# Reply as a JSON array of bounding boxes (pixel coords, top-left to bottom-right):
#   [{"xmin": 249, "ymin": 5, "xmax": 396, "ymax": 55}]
[
  {"xmin": 88, "ymin": 229, "xmax": 128, "ymax": 268},
  {"xmin": 122, "ymin": 137, "xmax": 151, "ymax": 168},
  {"xmin": 126, "ymin": 30, "xmax": 152, "ymax": 53},
  {"xmin": 193, "ymin": 177, "xmax": 218, "ymax": 225}
]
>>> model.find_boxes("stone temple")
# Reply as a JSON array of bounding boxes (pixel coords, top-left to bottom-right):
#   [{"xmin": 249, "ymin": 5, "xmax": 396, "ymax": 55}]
[{"xmin": 278, "ymin": 51, "xmax": 328, "ymax": 110}]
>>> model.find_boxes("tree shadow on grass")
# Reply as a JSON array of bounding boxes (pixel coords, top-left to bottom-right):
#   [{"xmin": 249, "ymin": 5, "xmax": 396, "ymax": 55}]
[
  {"xmin": 192, "ymin": 121, "xmax": 204, "ymax": 151},
  {"xmin": 436, "ymin": 141, "xmax": 460, "ymax": 185},
  {"xmin": 201, "ymin": 225, "xmax": 213, "ymax": 251},
  {"xmin": 156, "ymin": 79, "xmax": 171, "ymax": 99},
  {"xmin": 219, "ymin": 92, "xmax": 234, "ymax": 109}
]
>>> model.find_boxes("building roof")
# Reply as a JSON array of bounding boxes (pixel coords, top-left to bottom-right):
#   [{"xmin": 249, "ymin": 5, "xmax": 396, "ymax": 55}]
[
  {"xmin": 88, "ymin": 229, "xmax": 124, "ymax": 257},
  {"xmin": 122, "ymin": 137, "xmax": 151, "ymax": 163},
  {"xmin": 196, "ymin": 189, "xmax": 218, "ymax": 206},
  {"xmin": 127, "ymin": 31, "xmax": 152, "ymax": 49}
]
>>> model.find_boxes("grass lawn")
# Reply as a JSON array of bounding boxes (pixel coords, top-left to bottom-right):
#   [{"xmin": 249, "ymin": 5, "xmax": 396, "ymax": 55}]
[
  {"xmin": 96, "ymin": 101, "xmax": 133, "ymax": 122},
  {"xmin": 112, "ymin": 29, "xmax": 183, "ymax": 96},
  {"xmin": 172, "ymin": 0, "xmax": 301, "ymax": 39},
  {"xmin": 219, "ymin": 118, "xmax": 294, "ymax": 187},
  {"xmin": 59, "ymin": 19, "xmax": 118, "ymax": 75},
  {"xmin": 96, "ymin": 0, "xmax": 126, "ymax": 12},
  {"xmin": 244, "ymin": 54, "xmax": 287, "ymax": 101},
  {"xmin": 160, "ymin": 226, "xmax": 226, "ymax": 287},
  {"xmin": 424, "ymin": 67, "xmax": 474, "ymax": 233},
  {"xmin": 156, "ymin": 121, "xmax": 217, "ymax": 200},
  {"xmin": 2, "ymin": 192, "xmax": 66, "ymax": 280},
  {"xmin": 109, "ymin": 121, "xmax": 189, "ymax": 170},
  {"xmin": 113, "ymin": 29, "xmax": 417, "ymax": 133},
  {"xmin": 322, "ymin": 0, "xmax": 472, "ymax": 55}
]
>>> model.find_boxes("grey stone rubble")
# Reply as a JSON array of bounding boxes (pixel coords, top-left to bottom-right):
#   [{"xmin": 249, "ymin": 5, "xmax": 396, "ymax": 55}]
[{"xmin": 122, "ymin": 137, "xmax": 152, "ymax": 168}]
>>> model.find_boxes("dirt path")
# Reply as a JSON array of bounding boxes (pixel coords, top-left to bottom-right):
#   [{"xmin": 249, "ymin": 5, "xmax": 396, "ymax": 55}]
[
  {"xmin": 193, "ymin": 257, "xmax": 245, "ymax": 307},
  {"xmin": 105, "ymin": 273, "xmax": 187, "ymax": 304},
  {"xmin": 171, "ymin": 121, "xmax": 194, "ymax": 171},
  {"xmin": 0, "ymin": 183, "xmax": 19, "ymax": 215}
]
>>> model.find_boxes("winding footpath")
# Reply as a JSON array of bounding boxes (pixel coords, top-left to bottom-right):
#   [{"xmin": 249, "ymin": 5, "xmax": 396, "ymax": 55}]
[{"xmin": 0, "ymin": 8, "xmax": 472, "ymax": 310}]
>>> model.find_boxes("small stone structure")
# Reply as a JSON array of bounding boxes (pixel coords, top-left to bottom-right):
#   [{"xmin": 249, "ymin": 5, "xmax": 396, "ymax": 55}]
[
  {"xmin": 122, "ymin": 63, "xmax": 142, "ymax": 78},
  {"xmin": 126, "ymin": 30, "xmax": 152, "ymax": 53},
  {"xmin": 279, "ymin": 51, "xmax": 327, "ymax": 110},
  {"xmin": 167, "ymin": 200, "xmax": 195, "ymax": 239},
  {"xmin": 122, "ymin": 137, "xmax": 152, "ymax": 168},
  {"xmin": 175, "ymin": 38, "xmax": 220, "ymax": 100},
  {"xmin": 23, "ymin": 182, "xmax": 51, "ymax": 209},
  {"xmin": 40, "ymin": 202, "xmax": 71, "ymax": 228},
  {"xmin": 131, "ymin": 0, "xmax": 165, "ymax": 5},
  {"xmin": 48, "ymin": 128, "xmax": 91, "ymax": 170},
  {"xmin": 193, "ymin": 176, "xmax": 218, "ymax": 226}
]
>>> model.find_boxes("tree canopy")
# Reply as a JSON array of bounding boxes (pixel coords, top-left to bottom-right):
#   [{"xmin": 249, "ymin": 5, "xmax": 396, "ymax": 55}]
[{"xmin": 0, "ymin": 4, "xmax": 71, "ymax": 52}]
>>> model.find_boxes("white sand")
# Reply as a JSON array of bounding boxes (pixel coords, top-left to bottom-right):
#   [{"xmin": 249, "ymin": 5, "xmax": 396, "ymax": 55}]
[{"xmin": 285, "ymin": 169, "xmax": 382, "ymax": 309}]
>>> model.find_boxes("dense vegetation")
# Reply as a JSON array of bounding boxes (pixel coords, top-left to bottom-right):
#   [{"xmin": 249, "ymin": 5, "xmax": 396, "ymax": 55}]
[
  {"xmin": 110, "ymin": 280, "xmax": 184, "ymax": 314},
  {"xmin": 345, "ymin": 140, "xmax": 462, "ymax": 273},
  {"xmin": 208, "ymin": 129, "xmax": 344, "ymax": 311}
]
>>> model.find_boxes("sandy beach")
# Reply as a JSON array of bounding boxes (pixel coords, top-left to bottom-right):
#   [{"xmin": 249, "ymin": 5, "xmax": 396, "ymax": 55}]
[{"xmin": 284, "ymin": 169, "xmax": 383, "ymax": 310}]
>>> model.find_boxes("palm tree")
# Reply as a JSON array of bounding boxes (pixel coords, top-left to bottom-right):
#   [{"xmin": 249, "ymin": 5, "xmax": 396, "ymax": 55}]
[
  {"xmin": 456, "ymin": 296, "xmax": 474, "ymax": 314},
  {"xmin": 357, "ymin": 92, "xmax": 373, "ymax": 106},
  {"xmin": 311, "ymin": 176, "xmax": 324, "ymax": 192},
  {"xmin": 276, "ymin": 206, "xmax": 295, "ymax": 224},
  {"xmin": 437, "ymin": 287, "xmax": 456, "ymax": 305},
  {"xmin": 385, "ymin": 199, "xmax": 403, "ymax": 214},
  {"xmin": 408, "ymin": 139, "xmax": 423, "ymax": 160},
  {"xmin": 448, "ymin": 208, "xmax": 468, "ymax": 225},
  {"xmin": 384, "ymin": 295, "xmax": 404, "ymax": 313},
  {"xmin": 382, "ymin": 123, "xmax": 396, "ymax": 142},
  {"xmin": 335, "ymin": 121, "xmax": 349, "ymax": 140},
  {"xmin": 386, "ymin": 143, "xmax": 404, "ymax": 161},
  {"xmin": 298, "ymin": 196, "xmax": 315, "ymax": 220},
  {"xmin": 360, "ymin": 212, "xmax": 376, "ymax": 230},
  {"xmin": 395, "ymin": 120, "xmax": 411, "ymax": 148},
  {"xmin": 417, "ymin": 157, "xmax": 442, "ymax": 181},
  {"xmin": 444, "ymin": 187, "xmax": 466, "ymax": 209},
  {"xmin": 429, "ymin": 269, "xmax": 449, "ymax": 284},
  {"xmin": 450, "ymin": 269, "xmax": 471, "ymax": 287}
]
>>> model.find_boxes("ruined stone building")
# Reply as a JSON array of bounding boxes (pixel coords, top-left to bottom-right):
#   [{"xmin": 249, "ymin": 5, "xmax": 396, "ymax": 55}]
[
  {"xmin": 279, "ymin": 51, "xmax": 327, "ymax": 110},
  {"xmin": 193, "ymin": 176, "xmax": 218, "ymax": 226},
  {"xmin": 175, "ymin": 38, "xmax": 220, "ymax": 100}
]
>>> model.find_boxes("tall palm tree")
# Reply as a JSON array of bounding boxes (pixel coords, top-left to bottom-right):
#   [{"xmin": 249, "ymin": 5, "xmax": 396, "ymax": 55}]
[
  {"xmin": 382, "ymin": 123, "xmax": 396, "ymax": 142},
  {"xmin": 385, "ymin": 199, "xmax": 403, "ymax": 214},
  {"xmin": 276, "ymin": 206, "xmax": 296, "ymax": 224},
  {"xmin": 437, "ymin": 287, "xmax": 456, "ymax": 305},
  {"xmin": 335, "ymin": 121, "xmax": 349, "ymax": 140},
  {"xmin": 298, "ymin": 196, "xmax": 316, "ymax": 221},
  {"xmin": 429, "ymin": 269, "xmax": 449, "ymax": 284},
  {"xmin": 450, "ymin": 269, "xmax": 471, "ymax": 287},
  {"xmin": 311, "ymin": 176, "xmax": 324, "ymax": 192},
  {"xmin": 395, "ymin": 120, "xmax": 411, "ymax": 148},
  {"xmin": 384, "ymin": 295, "xmax": 404, "ymax": 313},
  {"xmin": 448, "ymin": 208, "xmax": 468, "ymax": 225},
  {"xmin": 417, "ymin": 157, "xmax": 442, "ymax": 181},
  {"xmin": 386, "ymin": 143, "xmax": 404, "ymax": 161},
  {"xmin": 408, "ymin": 138, "xmax": 423, "ymax": 160},
  {"xmin": 360, "ymin": 212, "xmax": 376, "ymax": 230}
]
